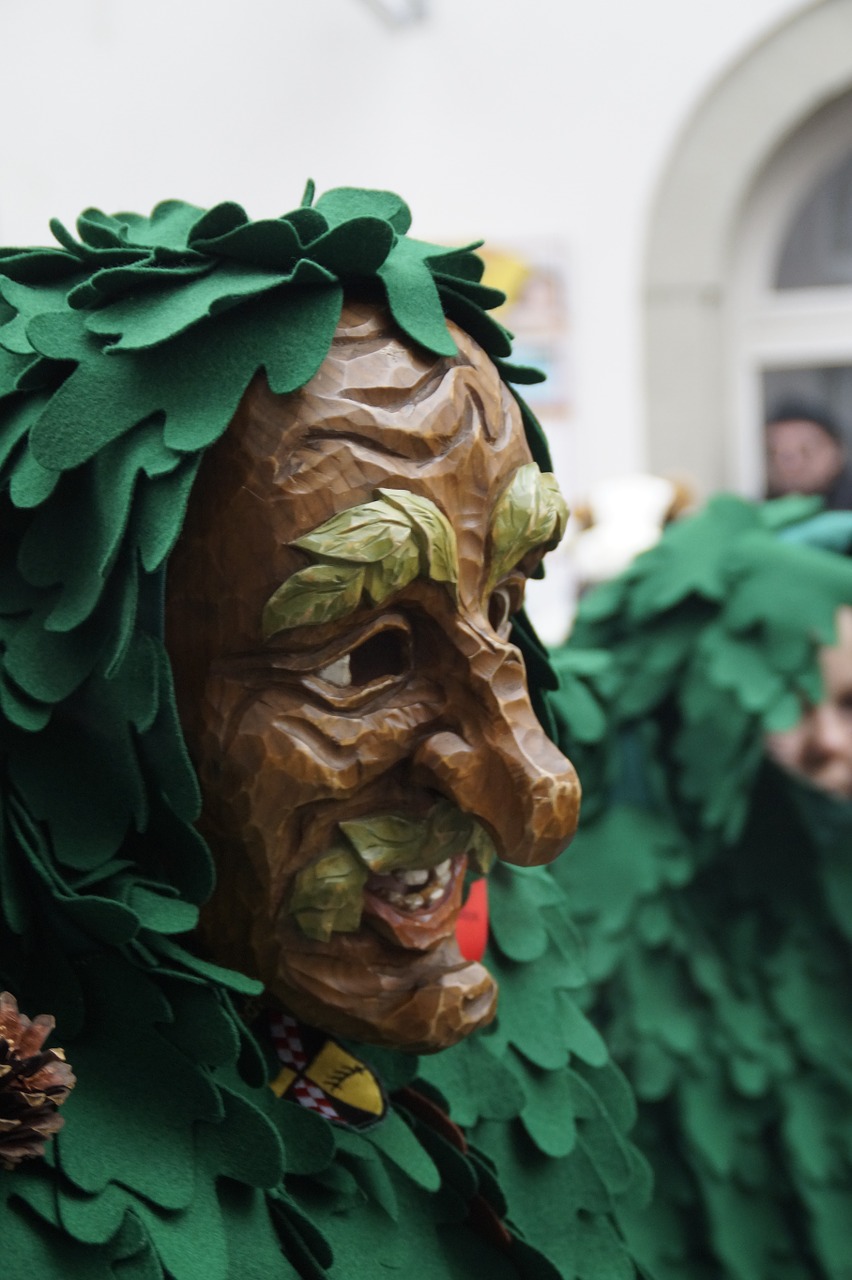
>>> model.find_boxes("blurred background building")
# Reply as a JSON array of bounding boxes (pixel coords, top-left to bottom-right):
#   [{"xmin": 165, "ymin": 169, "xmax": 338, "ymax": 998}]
[{"xmin": 5, "ymin": 0, "xmax": 852, "ymax": 601}]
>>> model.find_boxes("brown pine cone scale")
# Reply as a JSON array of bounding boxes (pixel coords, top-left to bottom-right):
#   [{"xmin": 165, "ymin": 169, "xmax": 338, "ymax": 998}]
[{"xmin": 0, "ymin": 991, "xmax": 75, "ymax": 1171}]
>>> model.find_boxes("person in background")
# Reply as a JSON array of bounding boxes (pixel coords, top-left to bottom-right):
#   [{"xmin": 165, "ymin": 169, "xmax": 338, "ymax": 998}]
[
  {"xmin": 550, "ymin": 494, "xmax": 852, "ymax": 1280},
  {"xmin": 765, "ymin": 400, "xmax": 852, "ymax": 509}
]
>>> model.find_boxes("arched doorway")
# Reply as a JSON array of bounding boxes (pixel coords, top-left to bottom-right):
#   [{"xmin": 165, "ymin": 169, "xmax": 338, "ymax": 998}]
[
  {"xmin": 645, "ymin": 0, "xmax": 852, "ymax": 496},
  {"xmin": 731, "ymin": 92, "xmax": 852, "ymax": 494}
]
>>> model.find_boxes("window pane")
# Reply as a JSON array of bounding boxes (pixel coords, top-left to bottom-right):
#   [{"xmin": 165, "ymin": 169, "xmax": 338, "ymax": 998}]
[{"xmin": 776, "ymin": 151, "xmax": 852, "ymax": 288}]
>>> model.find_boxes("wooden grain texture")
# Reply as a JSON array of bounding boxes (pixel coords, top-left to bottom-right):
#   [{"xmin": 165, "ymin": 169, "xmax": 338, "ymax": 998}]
[{"xmin": 166, "ymin": 300, "xmax": 580, "ymax": 1052}]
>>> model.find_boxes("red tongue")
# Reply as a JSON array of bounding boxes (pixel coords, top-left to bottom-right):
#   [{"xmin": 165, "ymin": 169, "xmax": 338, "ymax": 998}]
[{"xmin": 455, "ymin": 878, "xmax": 489, "ymax": 961}]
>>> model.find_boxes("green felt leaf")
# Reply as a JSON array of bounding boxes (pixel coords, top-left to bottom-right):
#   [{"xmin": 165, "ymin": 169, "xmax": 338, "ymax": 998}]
[
  {"xmin": 307, "ymin": 217, "xmax": 395, "ymax": 275},
  {"xmin": 8, "ymin": 717, "xmax": 141, "ymax": 871},
  {"xmin": 7, "ymin": 794, "xmax": 141, "ymax": 943},
  {"xmin": 432, "ymin": 271, "xmax": 505, "ymax": 314},
  {"xmin": 9, "ymin": 442, "xmax": 61, "ymax": 507},
  {"xmin": 3, "ymin": 1191, "xmax": 126, "ymax": 1280},
  {"xmin": 0, "ymin": 392, "xmax": 53, "ymax": 483},
  {"xmin": 777, "ymin": 507, "xmax": 852, "ymax": 551},
  {"xmin": 125, "ymin": 884, "xmax": 198, "ymax": 934},
  {"xmin": 186, "ymin": 201, "xmax": 248, "ymax": 246},
  {"xmin": 314, "ymin": 186, "xmax": 412, "ymax": 234},
  {"xmin": 488, "ymin": 864, "xmax": 561, "ymax": 963},
  {"xmin": 18, "ymin": 421, "xmax": 179, "ymax": 633},
  {"xmin": 133, "ymin": 459, "xmax": 199, "ymax": 573},
  {"xmin": 185, "ymin": 216, "xmax": 301, "ymax": 266},
  {"xmin": 29, "ymin": 283, "xmax": 343, "ymax": 471},
  {"xmin": 147, "ymin": 935, "xmax": 262, "ymax": 997},
  {"xmin": 0, "ymin": 278, "xmax": 74, "ymax": 355},
  {"xmin": 285, "ymin": 206, "xmax": 328, "ymax": 242},
  {"xmin": 210, "ymin": 1084, "xmax": 285, "ymax": 1188},
  {"xmin": 215, "ymin": 1181, "xmax": 301, "ymax": 1280},
  {"xmin": 267, "ymin": 1189, "xmax": 334, "ymax": 1279},
  {"xmin": 86, "ymin": 262, "xmax": 294, "ymax": 351},
  {"xmin": 437, "ymin": 282, "xmax": 514, "ymax": 360},
  {"xmin": 56, "ymin": 956, "xmax": 222, "ymax": 1205},
  {"xmin": 273, "ymin": 1097, "xmax": 337, "ymax": 1176},
  {"xmin": 365, "ymin": 1109, "xmax": 441, "ymax": 1192},
  {"xmin": 417, "ymin": 1033, "xmax": 526, "ymax": 1128},
  {"xmin": 697, "ymin": 623, "xmax": 784, "ymax": 714},
  {"xmin": 725, "ymin": 535, "xmax": 852, "ymax": 644},
  {"xmin": 334, "ymin": 1135, "xmax": 400, "ymax": 1220},
  {"xmin": 160, "ymin": 978, "xmax": 241, "ymax": 1069},
  {"xmin": 55, "ymin": 1178, "xmax": 134, "ymax": 1246},
  {"xmin": 513, "ymin": 1051, "xmax": 579, "ymax": 1158},
  {"xmin": 27, "ymin": 309, "xmax": 102, "ymax": 363},
  {"xmin": 627, "ymin": 493, "xmax": 760, "ymax": 620},
  {"xmin": 378, "ymin": 236, "xmax": 458, "ymax": 357},
  {"xmin": 494, "ymin": 358, "xmax": 547, "ymax": 386},
  {"xmin": 484, "ymin": 957, "xmax": 574, "ymax": 1072}
]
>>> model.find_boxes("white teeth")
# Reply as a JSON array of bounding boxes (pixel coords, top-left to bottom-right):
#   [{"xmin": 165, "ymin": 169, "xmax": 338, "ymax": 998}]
[
  {"xmin": 400, "ymin": 869, "xmax": 430, "ymax": 887},
  {"xmin": 371, "ymin": 859, "xmax": 456, "ymax": 912}
]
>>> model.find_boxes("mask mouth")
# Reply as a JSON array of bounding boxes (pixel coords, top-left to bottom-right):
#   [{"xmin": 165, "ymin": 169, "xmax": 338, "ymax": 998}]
[
  {"xmin": 364, "ymin": 856, "xmax": 454, "ymax": 912},
  {"xmin": 361, "ymin": 853, "xmax": 469, "ymax": 951}
]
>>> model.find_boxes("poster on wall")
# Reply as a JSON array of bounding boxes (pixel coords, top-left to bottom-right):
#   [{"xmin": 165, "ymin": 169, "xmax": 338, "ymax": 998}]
[
  {"xmin": 478, "ymin": 242, "xmax": 577, "ymax": 642},
  {"xmin": 478, "ymin": 241, "xmax": 573, "ymax": 426}
]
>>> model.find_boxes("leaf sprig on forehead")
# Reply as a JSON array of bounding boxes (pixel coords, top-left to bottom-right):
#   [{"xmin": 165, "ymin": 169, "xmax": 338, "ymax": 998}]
[
  {"xmin": 486, "ymin": 462, "xmax": 569, "ymax": 596},
  {"xmin": 262, "ymin": 488, "xmax": 459, "ymax": 638}
]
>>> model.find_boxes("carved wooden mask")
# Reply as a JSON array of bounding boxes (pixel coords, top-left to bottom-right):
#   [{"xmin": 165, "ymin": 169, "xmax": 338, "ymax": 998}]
[{"xmin": 166, "ymin": 300, "xmax": 581, "ymax": 1052}]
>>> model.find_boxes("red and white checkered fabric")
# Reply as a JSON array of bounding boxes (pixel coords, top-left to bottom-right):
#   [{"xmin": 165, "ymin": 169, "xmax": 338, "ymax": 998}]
[
  {"xmin": 269, "ymin": 1012, "xmax": 342, "ymax": 1121},
  {"xmin": 269, "ymin": 1012, "xmax": 308, "ymax": 1071}
]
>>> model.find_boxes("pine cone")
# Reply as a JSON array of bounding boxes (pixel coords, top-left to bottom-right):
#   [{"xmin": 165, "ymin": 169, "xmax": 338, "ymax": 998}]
[{"xmin": 0, "ymin": 991, "xmax": 76, "ymax": 1171}]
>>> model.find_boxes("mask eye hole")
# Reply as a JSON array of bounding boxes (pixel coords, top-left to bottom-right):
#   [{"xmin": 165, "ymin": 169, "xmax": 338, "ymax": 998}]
[
  {"xmin": 488, "ymin": 586, "xmax": 513, "ymax": 639},
  {"xmin": 316, "ymin": 627, "xmax": 411, "ymax": 691},
  {"xmin": 351, "ymin": 627, "xmax": 410, "ymax": 684}
]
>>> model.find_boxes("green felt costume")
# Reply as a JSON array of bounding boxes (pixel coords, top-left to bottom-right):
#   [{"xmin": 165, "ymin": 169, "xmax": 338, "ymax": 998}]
[
  {"xmin": 0, "ymin": 186, "xmax": 647, "ymax": 1279},
  {"xmin": 550, "ymin": 494, "xmax": 852, "ymax": 1280}
]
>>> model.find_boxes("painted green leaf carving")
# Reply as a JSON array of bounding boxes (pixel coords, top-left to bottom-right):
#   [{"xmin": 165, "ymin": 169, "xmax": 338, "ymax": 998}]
[
  {"xmin": 293, "ymin": 499, "xmax": 412, "ymax": 564},
  {"xmin": 262, "ymin": 563, "xmax": 364, "ymax": 638},
  {"xmin": 363, "ymin": 537, "xmax": 420, "ymax": 605},
  {"xmin": 541, "ymin": 473, "xmax": 569, "ymax": 542},
  {"xmin": 289, "ymin": 842, "xmax": 368, "ymax": 942},
  {"xmin": 469, "ymin": 823, "xmax": 498, "ymax": 874},
  {"xmin": 340, "ymin": 800, "xmax": 481, "ymax": 875},
  {"xmin": 263, "ymin": 488, "xmax": 461, "ymax": 638},
  {"xmin": 487, "ymin": 462, "xmax": 569, "ymax": 595},
  {"xmin": 379, "ymin": 488, "xmax": 459, "ymax": 594}
]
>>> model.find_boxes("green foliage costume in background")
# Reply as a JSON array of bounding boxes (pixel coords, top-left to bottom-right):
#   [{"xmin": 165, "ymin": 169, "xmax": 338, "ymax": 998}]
[
  {"xmin": 551, "ymin": 495, "xmax": 852, "ymax": 1280},
  {"xmin": 0, "ymin": 185, "xmax": 648, "ymax": 1279}
]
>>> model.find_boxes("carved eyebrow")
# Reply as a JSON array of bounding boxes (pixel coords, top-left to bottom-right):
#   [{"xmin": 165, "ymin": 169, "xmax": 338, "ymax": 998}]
[
  {"xmin": 484, "ymin": 463, "xmax": 569, "ymax": 596},
  {"xmin": 261, "ymin": 488, "xmax": 459, "ymax": 639}
]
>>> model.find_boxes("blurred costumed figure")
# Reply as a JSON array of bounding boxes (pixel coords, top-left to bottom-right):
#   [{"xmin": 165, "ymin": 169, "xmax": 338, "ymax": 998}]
[{"xmin": 551, "ymin": 493, "xmax": 852, "ymax": 1280}]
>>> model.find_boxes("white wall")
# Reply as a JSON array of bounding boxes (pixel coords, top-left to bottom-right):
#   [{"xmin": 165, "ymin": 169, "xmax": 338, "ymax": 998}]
[{"xmin": 0, "ymin": 0, "xmax": 810, "ymax": 497}]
